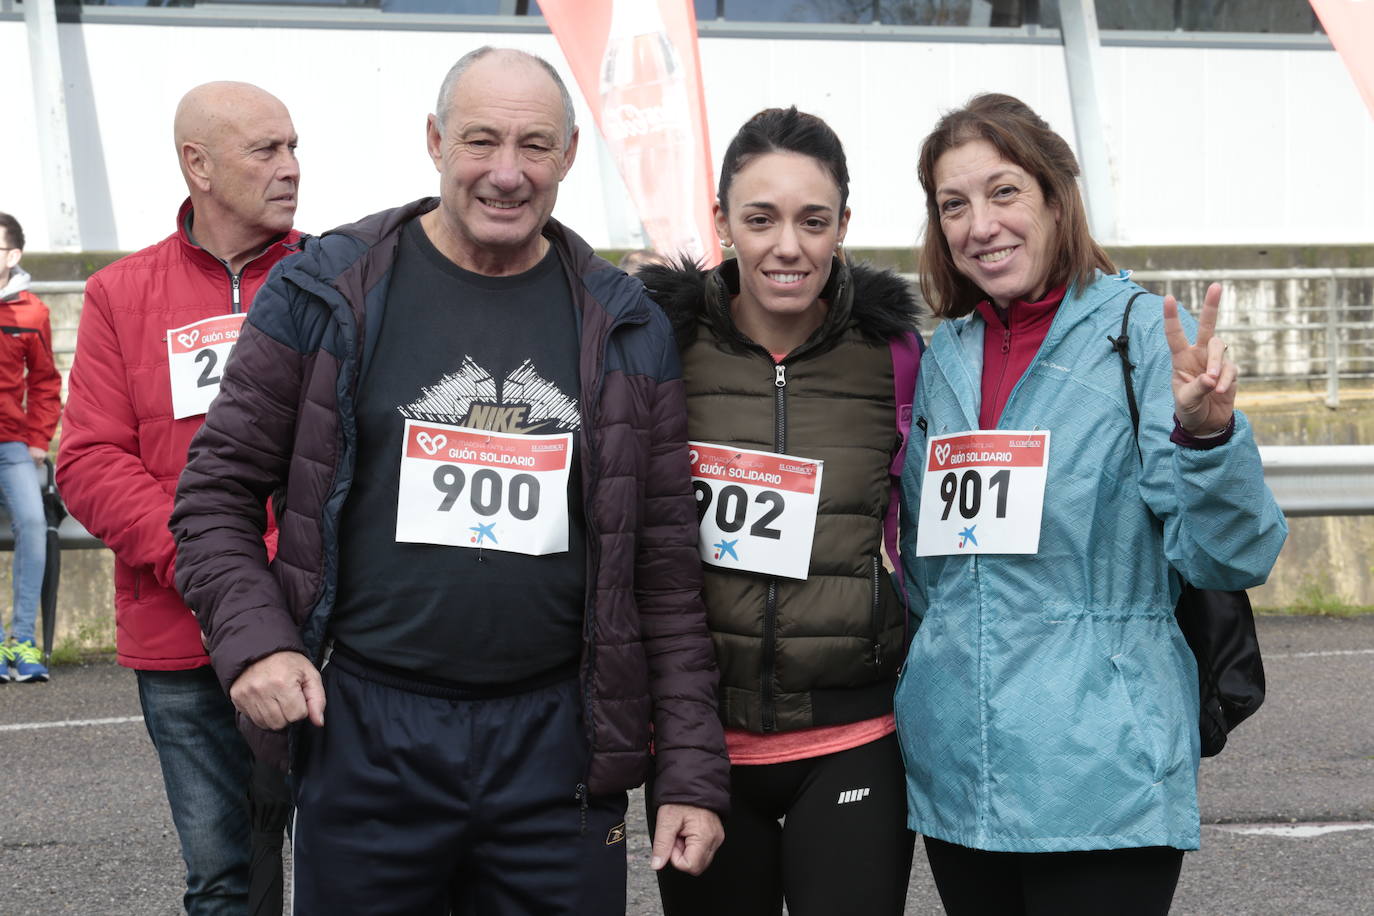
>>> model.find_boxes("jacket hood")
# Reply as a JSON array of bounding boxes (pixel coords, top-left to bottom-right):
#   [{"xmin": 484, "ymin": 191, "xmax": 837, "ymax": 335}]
[
  {"xmin": 0, "ymin": 266, "xmax": 32, "ymax": 301},
  {"xmin": 640, "ymin": 255, "xmax": 922, "ymax": 353}
]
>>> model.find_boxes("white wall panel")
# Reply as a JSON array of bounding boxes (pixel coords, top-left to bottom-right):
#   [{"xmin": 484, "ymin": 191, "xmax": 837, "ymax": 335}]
[{"xmin": 2, "ymin": 20, "xmax": 1368, "ymax": 252}]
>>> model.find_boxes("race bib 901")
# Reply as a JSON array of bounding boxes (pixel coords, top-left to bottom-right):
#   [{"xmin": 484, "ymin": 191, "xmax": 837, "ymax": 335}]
[
  {"xmin": 915, "ymin": 430, "xmax": 1050, "ymax": 556},
  {"xmin": 167, "ymin": 314, "xmax": 246, "ymax": 419},
  {"xmin": 689, "ymin": 441, "xmax": 823, "ymax": 580},
  {"xmin": 396, "ymin": 420, "xmax": 572, "ymax": 556}
]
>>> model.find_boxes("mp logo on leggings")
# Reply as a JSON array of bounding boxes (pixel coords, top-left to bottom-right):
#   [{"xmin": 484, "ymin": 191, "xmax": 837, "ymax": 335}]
[{"xmin": 837, "ymin": 788, "xmax": 871, "ymax": 804}]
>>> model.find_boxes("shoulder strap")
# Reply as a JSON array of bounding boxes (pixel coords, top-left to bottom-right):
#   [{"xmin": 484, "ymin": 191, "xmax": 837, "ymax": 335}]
[
  {"xmin": 1109, "ymin": 292, "xmax": 1147, "ymax": 462},
  {"xmin": 888, "ymin": 330, "xmax": 922, "ymax": 477},
  {"xmin": 885, "ymin": 330, "xmax": 923, "ymax": 594}
]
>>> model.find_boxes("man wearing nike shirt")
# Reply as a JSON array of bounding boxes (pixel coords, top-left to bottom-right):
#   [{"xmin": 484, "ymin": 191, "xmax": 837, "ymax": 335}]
[{"xmin": 171, "ymin": 47, "xmax": 728, "ymax": 913}]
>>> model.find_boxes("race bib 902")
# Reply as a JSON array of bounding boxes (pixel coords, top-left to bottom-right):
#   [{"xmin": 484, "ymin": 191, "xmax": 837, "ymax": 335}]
[
  {"xmin": 689, "ymin": 441, "xmax": 823, "ymax": 580},
  {"xmin": 914, "ymin": 430, "xmax": 1050, "ymax": 556},
  {"xmin": 396, "ymin": 420, "xmax": 572, "ymax": 556},
  {"xmin": 167, "ymin": 314, "xmax": 246, "ymax": 419}
]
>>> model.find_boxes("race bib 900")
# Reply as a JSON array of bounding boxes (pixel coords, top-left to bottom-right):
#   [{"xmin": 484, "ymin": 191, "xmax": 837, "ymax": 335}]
[
  {"xmin": 915, "ymin": 430, "xmax": 1050, "ymax": 556},
  {"xmin": 689, "ymin": 441, "xmax": 823, "ymax": 580},
  {"xmin": 396, "ymin": 420, "xmax": 572, "ymax": 556},
  {"xmin": 167, "ymin": 314, "xmax": 246, "ymax": 419}
]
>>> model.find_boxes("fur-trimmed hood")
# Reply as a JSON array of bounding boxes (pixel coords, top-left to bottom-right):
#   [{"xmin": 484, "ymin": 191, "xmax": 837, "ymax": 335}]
[{"xmin": 639, "ymin": 255, "xmax": 923, "ymax": 354}]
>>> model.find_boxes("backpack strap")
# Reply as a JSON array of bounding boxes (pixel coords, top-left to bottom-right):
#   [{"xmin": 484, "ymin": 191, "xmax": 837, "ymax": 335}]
[
  {"xmin": 885, "ymin": 331, "xmax": 923, "ymax": 594},
  {"xmin": 1109, "ymin": 292, "xmax": 1147, "ymax": 463}
]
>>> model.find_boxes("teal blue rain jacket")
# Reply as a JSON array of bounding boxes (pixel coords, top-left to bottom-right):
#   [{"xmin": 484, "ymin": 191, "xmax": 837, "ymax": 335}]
[{"xmin": 895, "ymin": 272, "xmax": 1287, "ymax": 852}]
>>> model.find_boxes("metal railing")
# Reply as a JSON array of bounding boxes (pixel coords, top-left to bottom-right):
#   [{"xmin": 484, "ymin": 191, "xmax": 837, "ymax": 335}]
[
  {"xmin": 30, "ymin": 281, "xmax": 85, "ymax": 295},
  {"xmin": 38, "ymin": 268, "xmax": 1374, "ymax": 404},
  {"xmin": 1118, "ymin": 268, "xmax": 1374, "ymax": 409},
  {"xmin": 895, "ymin": 267, "xmax": 1374, "ymax": 407}
]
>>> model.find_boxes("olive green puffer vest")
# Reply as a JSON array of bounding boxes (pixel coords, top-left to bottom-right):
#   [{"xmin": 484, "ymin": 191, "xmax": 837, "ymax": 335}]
[{"xmin": 645, "ymin": 258, "xmax": 920, "ymax": 733}]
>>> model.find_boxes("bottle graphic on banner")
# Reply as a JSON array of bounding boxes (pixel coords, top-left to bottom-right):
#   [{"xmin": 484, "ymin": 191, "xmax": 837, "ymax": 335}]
[{"xmin": 599, "ymin": 0, "xmax": 703, "ymax": 262}]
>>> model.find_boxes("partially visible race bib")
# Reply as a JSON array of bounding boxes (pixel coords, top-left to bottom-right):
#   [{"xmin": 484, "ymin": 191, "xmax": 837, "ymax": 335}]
[
  {"xmin": 689, "ymin": 441, "xmax": 823, "ymax": 580},
  {"xmin": 166, "ymin": 314, "xmax": 246, "ymax": 419},
  {"xmin": 395, "ymin": 420, "xmax": 572, "ymax": 556},
  {"xmin": 915, "ymin": 430, "xmax": 1050, "ymax": 556}
]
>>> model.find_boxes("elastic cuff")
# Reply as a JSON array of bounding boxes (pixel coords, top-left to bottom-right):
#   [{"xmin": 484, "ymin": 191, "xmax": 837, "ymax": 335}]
[{"xmin": 1171, "ymin": 414, "xmax": 1235, "ymax": 449}]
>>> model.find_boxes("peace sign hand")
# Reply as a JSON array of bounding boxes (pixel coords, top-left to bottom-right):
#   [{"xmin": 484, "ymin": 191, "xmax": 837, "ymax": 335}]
[{"xmin": 1163, "ymin": 282, "xmax": 1238, "ymax": 436}]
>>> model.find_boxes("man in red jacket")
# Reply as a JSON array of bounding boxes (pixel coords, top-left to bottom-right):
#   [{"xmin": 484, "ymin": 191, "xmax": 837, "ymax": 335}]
[
  {"xmin": 0, "ymin": 212, "xmax": 61, "ymax": 684},
  {"xmin": 57, "ymin": 82, "xmax": 300, "ymax": 915}
]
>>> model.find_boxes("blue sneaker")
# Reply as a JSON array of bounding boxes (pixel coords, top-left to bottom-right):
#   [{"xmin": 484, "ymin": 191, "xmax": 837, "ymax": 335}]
[
  {"xmin": 11, "ymin": 640, "xmax": 48, "ymax": 683},
  {"xmin": 0, "ymin": 644, "xmax": 10, "ymax": 683}
]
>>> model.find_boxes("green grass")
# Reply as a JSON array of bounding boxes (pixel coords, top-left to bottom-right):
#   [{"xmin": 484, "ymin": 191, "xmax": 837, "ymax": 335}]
[
  {"xmin": 45, "ymin": 619, "xmax": 117, "ymax": 666},
  {"xmin": 1256, "ymin": 578, "xmax": 1374, "ymax": 617},
  {"xmin": 47, "ymin": 642, "xmax": 117, "ymax": 666}
]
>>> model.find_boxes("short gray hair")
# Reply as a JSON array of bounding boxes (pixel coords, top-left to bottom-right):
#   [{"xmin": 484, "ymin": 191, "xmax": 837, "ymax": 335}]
[{"xmin": 434, "ymin": 46, "xmax": 577, "ymax": 147}]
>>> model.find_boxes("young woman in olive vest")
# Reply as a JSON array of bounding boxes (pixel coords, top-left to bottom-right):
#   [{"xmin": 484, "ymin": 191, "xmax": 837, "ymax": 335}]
[{"xmin": 639, "ymin": 107, "xmax": 924, "ymax": 916}]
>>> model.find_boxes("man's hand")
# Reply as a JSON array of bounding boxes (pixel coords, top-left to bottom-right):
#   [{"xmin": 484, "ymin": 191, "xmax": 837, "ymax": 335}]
[
  {"xmin": 650, "ymin": 803, "xmax": 724, "ymax": 876},
  {"xmin": 228, "ymin": 651, "xmax": 325, "ymax": 731},
  {"xmin": 27, "ymin": 446, "xmax": 46, "ymax": 465}
]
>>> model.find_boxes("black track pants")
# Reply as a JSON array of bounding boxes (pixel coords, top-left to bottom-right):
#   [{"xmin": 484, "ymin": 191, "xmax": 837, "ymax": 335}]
[
  {"xmin": 923, "ymin": 835, "xmax": 1185, "ymax": 916},
  {"xmin": 650, "ymin": 731, "xmax": 914, "ymax": 916},
  {"xmin": 291, "ymin": 649, "xmax": 628, "ymax": 915}
]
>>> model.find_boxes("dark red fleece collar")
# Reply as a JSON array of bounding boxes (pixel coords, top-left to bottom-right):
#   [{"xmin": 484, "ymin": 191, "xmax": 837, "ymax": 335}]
[{"xmin": 976, "ymin": 285, "xmax": 1067, "ymax": 429}]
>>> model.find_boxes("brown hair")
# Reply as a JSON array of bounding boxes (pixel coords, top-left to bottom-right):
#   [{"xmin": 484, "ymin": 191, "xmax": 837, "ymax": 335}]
[{"xmin": 916, "ymin": 93, "xmax": 1115, "ymax": 318}]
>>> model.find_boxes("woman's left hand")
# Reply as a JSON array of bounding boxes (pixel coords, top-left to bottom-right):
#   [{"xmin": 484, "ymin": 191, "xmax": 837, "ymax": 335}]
[{"xmin": 1163, "ymin": 282, "xmax": 1237, "ymax": 436}]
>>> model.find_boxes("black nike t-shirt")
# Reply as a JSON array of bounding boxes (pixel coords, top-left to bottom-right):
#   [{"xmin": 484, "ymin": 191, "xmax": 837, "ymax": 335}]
[{"xmin": 330, "ymin": 217, "xmax": 587, "ymax": 684}]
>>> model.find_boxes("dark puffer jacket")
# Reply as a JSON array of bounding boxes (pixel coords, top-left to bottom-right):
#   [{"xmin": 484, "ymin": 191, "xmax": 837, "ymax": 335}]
[
  {"xmin": 640, "ymin": 257, "xmax": 922, "ymax": 733},
  {"xmin": 171, "ymin": 199, "xmax": 729, "ymax": 814}
]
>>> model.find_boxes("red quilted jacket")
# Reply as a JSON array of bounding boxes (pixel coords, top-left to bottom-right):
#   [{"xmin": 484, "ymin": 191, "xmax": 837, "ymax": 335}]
[
  {"xmin": 0, "ymin": 277, "xmax": 61, "ymax": 448},
  {"xmin": 57, "ymin": 199, "xmax": 301, "ymax": 670}
]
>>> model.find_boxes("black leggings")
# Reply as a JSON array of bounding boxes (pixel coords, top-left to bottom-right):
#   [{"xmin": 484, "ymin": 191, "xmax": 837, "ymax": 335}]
[
  {"xmin": 649, "ymin": 732, "xmax": 914, "ymax": 916},
  {"xmin": 923, "ymin": 835, "xmax": 1185, "ymax": 916}
]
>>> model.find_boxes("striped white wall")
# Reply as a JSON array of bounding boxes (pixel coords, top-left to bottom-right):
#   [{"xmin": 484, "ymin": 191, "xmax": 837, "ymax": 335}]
[{"xmin": 2, "ymin": 20, "xmax": 1369, "ymax": 251}]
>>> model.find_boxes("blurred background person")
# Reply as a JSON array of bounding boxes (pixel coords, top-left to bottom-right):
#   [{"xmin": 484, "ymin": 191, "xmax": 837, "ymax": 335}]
[
  {"xmin": 0, "ymin": 211, "xmax": 60, "ymax": 684},
  {"xmin": 619, "ymin": 247, "xmax": 667, "ymax": 276}
]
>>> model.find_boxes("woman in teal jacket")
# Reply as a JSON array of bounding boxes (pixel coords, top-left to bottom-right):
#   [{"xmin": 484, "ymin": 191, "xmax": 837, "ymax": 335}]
[{"xmin": 896, "ymin": 94, "xmax": 1287, "ymax": 914}]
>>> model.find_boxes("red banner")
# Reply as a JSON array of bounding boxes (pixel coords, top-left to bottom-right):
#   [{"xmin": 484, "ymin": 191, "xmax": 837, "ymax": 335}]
[
  {"xmin": 1310, "ymin": 0, "xmax": 1374, "ymax": 119},
  {"xmin": 540, "ymin": 0, "xmax": 719, "ymax": 266}
]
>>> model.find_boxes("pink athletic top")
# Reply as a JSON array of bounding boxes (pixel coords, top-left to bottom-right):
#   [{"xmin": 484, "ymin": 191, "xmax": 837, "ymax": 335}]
[{"xmin": 724, "ymin": 714, "xmax": 897, "ymax": 766}]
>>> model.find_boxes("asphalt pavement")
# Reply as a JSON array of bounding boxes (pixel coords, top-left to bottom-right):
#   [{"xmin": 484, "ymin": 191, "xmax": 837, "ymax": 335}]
[{"xmin": 2, "ymin": 614, "xmax": 1370, "ymax": 915}]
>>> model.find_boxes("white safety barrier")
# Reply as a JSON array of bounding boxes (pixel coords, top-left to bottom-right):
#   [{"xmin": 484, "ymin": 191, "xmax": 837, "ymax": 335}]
[{"xmin": 1258, "ymin": 446, "xmax": 1374, "ymax": 518}]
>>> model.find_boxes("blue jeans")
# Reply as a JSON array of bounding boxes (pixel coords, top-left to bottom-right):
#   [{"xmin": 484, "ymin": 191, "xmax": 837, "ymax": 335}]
[
  {"xmin": 0, "ymin": 441, "xmax": 45, "ymax": 644},
  {"xmin": 137, "ymin": 666, "xmax": 253, "ymax": 915}
]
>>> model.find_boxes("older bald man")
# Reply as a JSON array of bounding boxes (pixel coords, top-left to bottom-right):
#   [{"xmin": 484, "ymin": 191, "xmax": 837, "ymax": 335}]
[
  {"xmin": 58, "ymin": 81, "xmax": 301, "ymax": 915},
  {"xmin": 170, "ymin": 48, "xmax": 729, "ymax": 913}
]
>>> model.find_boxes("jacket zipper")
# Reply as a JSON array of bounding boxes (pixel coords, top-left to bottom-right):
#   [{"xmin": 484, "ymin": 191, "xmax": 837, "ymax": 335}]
[
  {"xmin": 985, "ymin": 312, "xmax": 1013, "ymax": 426},
  {"xmin": 224, "ymin": 239, "xmax": 287, "ymax": 314},
  {"xmin": 761, "ymin": 362, "xmax": 788, "ymax": 732},
  {"xmin": 870, "ymin": 555, "xmax": 882, "ymax": 669}
]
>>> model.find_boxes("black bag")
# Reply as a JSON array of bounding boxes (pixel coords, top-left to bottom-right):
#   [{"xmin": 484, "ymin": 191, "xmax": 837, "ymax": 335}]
[{"xmin": 1110, "ymin": 292, "xmax": 1266, "ymax": 757}]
